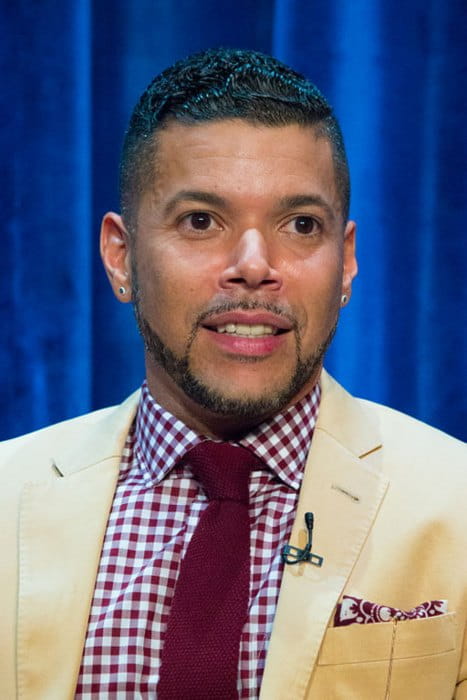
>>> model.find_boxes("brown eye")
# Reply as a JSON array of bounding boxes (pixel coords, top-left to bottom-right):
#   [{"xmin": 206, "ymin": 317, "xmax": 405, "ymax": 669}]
[
  {"xmin": 189, "ymin": 212, "xmax": 212, "ymax": 230},
  {"xmin": 293, "ymin": 216, "xmax": 316, "ymax": 234}
]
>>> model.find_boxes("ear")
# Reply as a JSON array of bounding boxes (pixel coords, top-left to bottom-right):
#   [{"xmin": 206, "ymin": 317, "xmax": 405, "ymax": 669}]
[
  {"xmin": 100, "ymin": 212, "xmax": 132, "ymax": 302},
  {"xmin": 341, "ymin": 220, "xmax": 358, "ymax": 303}
]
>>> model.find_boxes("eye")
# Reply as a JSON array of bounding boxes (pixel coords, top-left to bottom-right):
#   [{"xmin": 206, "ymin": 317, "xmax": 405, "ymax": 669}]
[
  {"xmin": 180, "ymin": 211, "xmax": 217, "ymax": 232},
  {"xmin": 286, "ymin": 215, "xmax": 320, "ymax": 235}
]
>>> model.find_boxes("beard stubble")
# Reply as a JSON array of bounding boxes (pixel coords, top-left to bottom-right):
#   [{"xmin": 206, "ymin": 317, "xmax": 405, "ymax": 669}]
[{"xmin": 132, "ymin": 275, "xmax": 337, "ymax": 421}]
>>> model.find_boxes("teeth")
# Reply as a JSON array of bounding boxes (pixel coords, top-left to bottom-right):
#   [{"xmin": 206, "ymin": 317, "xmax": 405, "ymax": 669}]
[{"xmin": 216, "ymin": 323, "xmax": 277, "ymax": 336}]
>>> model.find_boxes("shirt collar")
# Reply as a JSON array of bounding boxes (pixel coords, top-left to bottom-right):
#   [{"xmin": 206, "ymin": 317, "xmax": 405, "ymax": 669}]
[{"xmin": 134, "ymin": 379, "xmax": 321, "ymax": 491}]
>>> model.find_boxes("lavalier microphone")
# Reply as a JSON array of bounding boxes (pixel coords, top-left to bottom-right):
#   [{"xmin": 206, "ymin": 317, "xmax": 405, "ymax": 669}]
[{"xmin": 281, "ymin": 512, "xmax": 324, "ymax": 567}]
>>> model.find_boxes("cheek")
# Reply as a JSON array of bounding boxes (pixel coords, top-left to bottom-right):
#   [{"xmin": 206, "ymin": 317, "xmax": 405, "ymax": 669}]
[
  {"xmin": 134, "ymin": 253, "xmax": 174, "ymax": 323},
  {"xmin": 290, "ymin": 250, "xmax": 343, "ymax": 314},
  {"xmin": 135, "ymin": 250, "xmax": 210, "ymax": 337}
]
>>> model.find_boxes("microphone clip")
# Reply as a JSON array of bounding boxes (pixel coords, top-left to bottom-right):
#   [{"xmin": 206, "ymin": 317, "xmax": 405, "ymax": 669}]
[{"xmin": 281, "ymin": 512, "xmax": 324, "ymax": 567}]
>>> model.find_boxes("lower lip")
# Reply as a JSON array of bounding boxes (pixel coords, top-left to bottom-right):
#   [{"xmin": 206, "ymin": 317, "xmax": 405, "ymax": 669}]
[{"xmin": 204, "ymin": 329, "xmax": 288, "ymax": 356}]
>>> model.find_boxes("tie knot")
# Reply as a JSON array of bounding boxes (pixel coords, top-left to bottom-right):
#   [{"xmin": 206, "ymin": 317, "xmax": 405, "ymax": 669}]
[{"xmin": 186, "ymin": 441, "xmax": 261, "ymax": 503}]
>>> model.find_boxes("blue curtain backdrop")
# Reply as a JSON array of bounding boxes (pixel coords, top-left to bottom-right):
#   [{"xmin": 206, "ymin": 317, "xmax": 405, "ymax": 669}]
[{"xmin": 1, "ymin": 0, "xmax": 466, "ymax": 441}]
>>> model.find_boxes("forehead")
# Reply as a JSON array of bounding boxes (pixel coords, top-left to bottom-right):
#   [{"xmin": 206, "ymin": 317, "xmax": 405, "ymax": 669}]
[{"xmin": 148, "ymin": 119, "xmax": 340, "ymax": 212}]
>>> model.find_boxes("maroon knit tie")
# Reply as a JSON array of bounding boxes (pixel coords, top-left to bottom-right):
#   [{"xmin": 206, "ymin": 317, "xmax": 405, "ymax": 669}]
[{"xmin": 157, "ymin": 441, "xmax": 261, "ymax": 700}]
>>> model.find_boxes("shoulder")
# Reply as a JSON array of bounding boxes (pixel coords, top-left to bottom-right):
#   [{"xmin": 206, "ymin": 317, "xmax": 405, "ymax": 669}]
[
  {"xmin": 358, "ymin": 397, "xmax": 465, "ymax": 463},
  {"xmin": 0, "ymin": 406, "xmax": 116, "ymax": 460},
  {"xmin": 0, "ymin": 390, "xmax": 140, "ymax": 483},
  {"xmin": 352, "ymin": 398, "xmax": 467, "ymax": 508},
  {"xmin": 319, "ymin": 370, "xmax": 465, "ymax": 476}
]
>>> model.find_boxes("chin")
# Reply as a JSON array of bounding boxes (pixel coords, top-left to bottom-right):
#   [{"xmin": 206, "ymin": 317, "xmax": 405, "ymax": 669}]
[{"xmin": 179, "ymin": 370, "xmax": 309, "ymax": 420}]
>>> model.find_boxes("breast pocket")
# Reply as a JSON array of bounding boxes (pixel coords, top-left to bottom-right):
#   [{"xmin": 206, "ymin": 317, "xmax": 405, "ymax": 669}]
[{"xmin": 309, "ymin": 613, "xmax": 458, "ymax": 700}]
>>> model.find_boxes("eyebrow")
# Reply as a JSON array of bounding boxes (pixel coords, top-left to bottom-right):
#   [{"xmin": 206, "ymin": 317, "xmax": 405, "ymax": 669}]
[
  {"xmin": 161, "ymin": 190, "xmax": 336, "ymax": 221},
  {"xmin": 276, "ymin": 194, "xmax": 336, "ymax": 221},
  {"xmin": 162, "ymin": 190, "xmax": 228, "ymax": 217}
]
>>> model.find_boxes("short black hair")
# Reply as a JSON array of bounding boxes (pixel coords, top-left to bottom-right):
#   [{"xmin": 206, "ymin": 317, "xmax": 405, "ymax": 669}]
[{"xmin": 120, "ymin": 48, "xmax": 350, "ymax": 230}]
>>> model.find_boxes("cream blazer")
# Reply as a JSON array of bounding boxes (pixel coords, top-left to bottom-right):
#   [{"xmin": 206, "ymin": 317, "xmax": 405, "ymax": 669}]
[{"xmin": 1, "ymin": 371, "xmax": 466, "ymax": 699}]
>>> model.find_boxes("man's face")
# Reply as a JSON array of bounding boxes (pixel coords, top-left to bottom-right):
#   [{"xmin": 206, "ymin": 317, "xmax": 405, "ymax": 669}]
[{"xmin": 104, "ymin": 119, "xmax": 357, "ymax": 433}]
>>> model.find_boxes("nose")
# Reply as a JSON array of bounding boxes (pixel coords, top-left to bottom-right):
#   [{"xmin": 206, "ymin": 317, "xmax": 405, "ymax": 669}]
[{"xmin": 219, "ymin": 228, "xmax": 282, "ymax": 291}]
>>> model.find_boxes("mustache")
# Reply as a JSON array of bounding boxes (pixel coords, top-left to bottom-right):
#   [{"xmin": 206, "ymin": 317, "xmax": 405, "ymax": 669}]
[{"xmin": 195, "ymin": 299, "xmax": 299, "ymax": 330}]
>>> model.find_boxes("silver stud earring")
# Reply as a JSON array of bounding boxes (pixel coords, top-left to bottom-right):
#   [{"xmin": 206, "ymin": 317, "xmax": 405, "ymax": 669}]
[
  {"xmin": 118, "ymin": 286, "xmax": 126, "ymax": 295},
  {"xmin": 341, "ymin": 294, "xmax": 348, "ymax": 306}
]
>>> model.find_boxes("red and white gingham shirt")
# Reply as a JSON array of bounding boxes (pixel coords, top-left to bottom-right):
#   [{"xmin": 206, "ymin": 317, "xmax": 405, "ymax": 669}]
[{"xmin": 75, "ymin": 380, "xmax": 320, "ymax": 698}]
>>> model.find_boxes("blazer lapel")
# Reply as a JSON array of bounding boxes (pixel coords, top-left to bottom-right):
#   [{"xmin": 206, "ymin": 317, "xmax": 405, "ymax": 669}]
[
  {"xmin": 260, "ymin": 372, "xmax": 389, "ymax": 700},
  {"xmin": 16, "ymin": 393, "xmax": 139, "ymax": 700}
]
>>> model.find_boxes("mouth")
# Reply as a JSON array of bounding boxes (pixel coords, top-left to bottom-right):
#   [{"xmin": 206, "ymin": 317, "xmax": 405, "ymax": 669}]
[
  {"xmin": 201, "ymin": 310, "xmax": 293, "ymax": 338},
  {"xmin": 206, "ymin": 322, "xmax": 287, "ymax": 337},
  {"xmin": 199, "ymin": 310, "xmax": 293, "ymax": 358}
]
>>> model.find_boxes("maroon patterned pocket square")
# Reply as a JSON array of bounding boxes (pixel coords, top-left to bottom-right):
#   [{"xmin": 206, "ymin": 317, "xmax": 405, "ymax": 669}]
[{"xmin": 334, "ymin": 595, "xmax": 447, "ymax": 627}]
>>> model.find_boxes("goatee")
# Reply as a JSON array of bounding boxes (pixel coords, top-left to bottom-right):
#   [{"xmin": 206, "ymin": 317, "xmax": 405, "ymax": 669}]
[{"xmin": 132, "ymin": 282, "xmax": 336, "ymax": 421}]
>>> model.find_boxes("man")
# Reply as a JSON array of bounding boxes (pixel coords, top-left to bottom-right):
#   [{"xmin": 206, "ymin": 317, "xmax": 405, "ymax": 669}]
[{"xmin": 1, "ymin": 48, "xmax": 466, "ymax": 699}]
